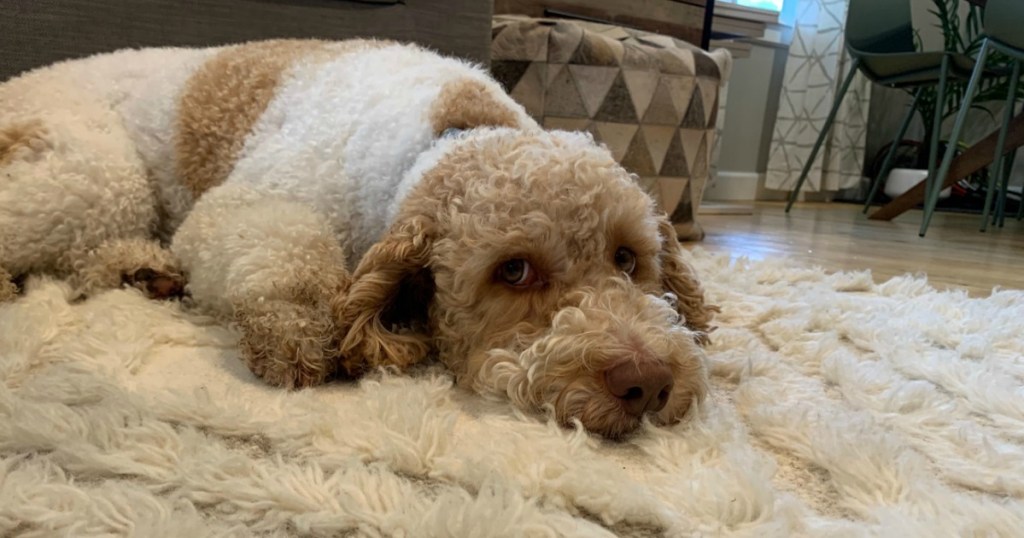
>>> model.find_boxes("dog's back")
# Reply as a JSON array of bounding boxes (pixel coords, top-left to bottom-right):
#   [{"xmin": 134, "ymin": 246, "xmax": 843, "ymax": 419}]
[{"xmin": 0, "ymin": 39, "xmax": 534, "ymax": 277}]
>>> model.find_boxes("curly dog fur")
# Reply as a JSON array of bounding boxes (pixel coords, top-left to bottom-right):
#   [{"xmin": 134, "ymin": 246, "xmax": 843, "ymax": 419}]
[
  {"xmin": 0, "ymin": 39, "xmax": 717, "ymax": 437},
  {"xmin": 338, "ymin": 129, "xmax": 717, "ymax": 437}
]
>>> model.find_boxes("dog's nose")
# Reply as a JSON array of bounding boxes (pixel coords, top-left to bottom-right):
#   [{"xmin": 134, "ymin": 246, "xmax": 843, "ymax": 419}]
[{"xmin": 603, "ymin": 358, "xmax": 674, "ymax": 417}]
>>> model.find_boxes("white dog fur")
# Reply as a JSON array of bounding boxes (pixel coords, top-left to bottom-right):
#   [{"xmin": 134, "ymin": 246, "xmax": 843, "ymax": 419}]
[{"xmin": 0, "ymin": 39, "xmax": 716, "ymax": 438}]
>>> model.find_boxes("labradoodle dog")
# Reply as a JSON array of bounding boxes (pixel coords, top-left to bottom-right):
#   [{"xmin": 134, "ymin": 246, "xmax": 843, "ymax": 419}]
[{"xmin": 0, "ymin": 39, "xmax": 716, "ymax": 438}]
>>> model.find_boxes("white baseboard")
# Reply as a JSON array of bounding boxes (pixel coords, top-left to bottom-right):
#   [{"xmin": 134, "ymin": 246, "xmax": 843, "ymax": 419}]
[
  {"xmin": 699, "ymin": 202, "xmax": 755, "ymax": 215},
  {"xmin": 703, "ymin": 171, "xmax": 761, "ymax": 201}
]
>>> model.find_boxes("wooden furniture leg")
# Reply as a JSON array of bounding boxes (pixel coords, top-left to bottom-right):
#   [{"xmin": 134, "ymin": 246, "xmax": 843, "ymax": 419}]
[{"xmin": 868, "ymin": 111, "xmax": 1024, "ymax": 221}]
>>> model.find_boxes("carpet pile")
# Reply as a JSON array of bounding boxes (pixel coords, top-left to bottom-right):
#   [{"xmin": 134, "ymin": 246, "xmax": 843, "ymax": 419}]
[{"xmin": 1, "ymin": 249, "xmax": 1022, "ymax": 536}]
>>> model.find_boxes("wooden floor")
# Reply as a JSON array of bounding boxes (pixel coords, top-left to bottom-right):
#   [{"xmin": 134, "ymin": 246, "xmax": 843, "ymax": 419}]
[{"xmin": 689, "ymin": 202, "xmax": 1024, "ymax": 296}]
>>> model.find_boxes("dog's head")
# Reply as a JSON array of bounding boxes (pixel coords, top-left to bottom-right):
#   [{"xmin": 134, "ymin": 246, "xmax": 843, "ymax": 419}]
[{"xmin": 337, "ymin": 129, "xmax": 715, "ymax": 439}]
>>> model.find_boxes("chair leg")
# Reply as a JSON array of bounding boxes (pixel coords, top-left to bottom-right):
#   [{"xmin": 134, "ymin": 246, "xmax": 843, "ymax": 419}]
[
  {"xmin": 863, "ymin": 88, "xmax": 924, "ymax": 214},
  {"xmin": 991, "ymin": 151, "xmax": 1015, "ymax": 227},
  {"xmin": 996, "ymin": 151, "xmax": 1017, "ymax": 227},
  {"xmin": 1018, "ymin": 180, "xmax": 1024, "ymax": 221},
  {"xmin": 980, "ymin": 57, "xmax": 1020, "ymax": 232},
  {"xmin": 920, "ymin": 41, "xmax": 992, "ymax": 237},
  {"xmin": 786, "ymin": 58, "xmax": 862, "ymax": 213},
  {"xmin": 990, "ymin": 153, "xmax": 1009, "ymax": 227},
  {"xmin": 921, "ymin": 55, "xmax": 952, "ymax": 236}
]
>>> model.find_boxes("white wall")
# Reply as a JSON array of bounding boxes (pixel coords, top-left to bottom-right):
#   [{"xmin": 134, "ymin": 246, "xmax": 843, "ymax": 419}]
[{"xmin": 704, "ymin": 41, "xmax": 790, "ymax": 201}]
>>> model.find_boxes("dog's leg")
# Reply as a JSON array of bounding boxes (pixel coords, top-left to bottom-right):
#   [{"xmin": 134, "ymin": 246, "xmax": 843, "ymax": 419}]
[
  {"xmin": 0, "ymin": 116, "xmax": 159, "ymax": 287},
  {"xmin": 172, "ymin": 184, "xmax": 351, "ymax": 388},
  {"xmin": 70, "ymin": 238, "xmax": 185, "ymax": 300}
]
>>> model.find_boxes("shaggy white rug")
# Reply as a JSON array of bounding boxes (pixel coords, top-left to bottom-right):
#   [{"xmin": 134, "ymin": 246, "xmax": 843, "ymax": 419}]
[{"xmin": 2, "ymin": 249, "xmax": 1023, "ymax": 537}]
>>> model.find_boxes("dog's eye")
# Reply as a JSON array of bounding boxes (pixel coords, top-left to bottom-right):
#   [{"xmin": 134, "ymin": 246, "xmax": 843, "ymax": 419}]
[
  {"xmin": 614, "ymin": 247, "xmax": 637, "ymax": 275},
  {"xmin": 497, "ymin": 258, "xmax": 538, "ymax": 288}
]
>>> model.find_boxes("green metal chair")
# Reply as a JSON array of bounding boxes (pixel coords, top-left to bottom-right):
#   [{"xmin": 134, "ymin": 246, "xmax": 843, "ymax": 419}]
[
  {"xmin": 785, "ymin": 0, "xmax": 978, "ymax": 214},
  {"xmin": 923, "ymin": 0, "xmax": 1024, "ymax": 235}
]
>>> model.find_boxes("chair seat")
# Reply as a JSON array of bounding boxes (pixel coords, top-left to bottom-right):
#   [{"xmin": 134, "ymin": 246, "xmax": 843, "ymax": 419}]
[
  {"xmin": 985, "ymin": 0, "xmax": 1024, "ymax": 52},
  {"xmin": 858, "ymin": 51, "xmax": 983, "ymax": 88}
]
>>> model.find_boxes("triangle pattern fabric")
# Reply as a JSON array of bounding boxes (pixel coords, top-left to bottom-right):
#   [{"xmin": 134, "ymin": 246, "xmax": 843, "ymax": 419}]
[
  {"xmin": 636, "ymin": 177, "xmax": 660, "ymax": 201},
  {"xmin": 594, "ymin": 122, "xmax": 639, "ymax": 162},
  {"xmin": 491, "ymin": 61, "xmax": 531, "ymax": 94},
  {"xmin": 491, "ymin": 24, "xmax": 508, "ymax": 41},
  {"xmin": 607, "ymin": 39, "xmax": 626, "ymax": 66},
  {"xmin": 694, "ymin": 52, "xmax": 720, "ymax": 77},
  {"xmin": 694, "ymin": 142, "xmax": 710, "ymax": 203},
  {"xmin": 544, "ymin": 63, "xmax": 566, "ymax": 89},
  {"xmin": 641, "ymin": 125, "xmax": 677, "ymax": 173},
  {"xmin": 620, "ymin": 128, "xmax": 657, "ymax": 176},
  {"xmin": 680, "ymin": 88, "xmax": 705, "ymax": 129},
  {"xmin": 622, "ymin": 69, "xmax": 660, "ymax": 121},
  {"xmin": 544, "ymin": 65, "xmax": 588, "ymax": 118},
  {"xmin": 492, "ymin": 23, "xmax": 548, "ymax": 62},
  {"xmin": 510, "ymin": 62, "xmax": 546, "ymax": 119},
  {"xmin": 697, "ymin": 77, "xmax": 720, "ymax": 128},
  {"xmin": 678, "ymin": 129, "xmax": 705, "ymax": 178},
  {"xmin": 593, "ymin": 72, "xmax": 638, "ymax": 123},
  {"xmin": 523, "ymin": 24, "xmax": 551, "ymax": 62},
  {"xmin": 707, "ymin": 91, "xmax": 720, "ymax": 129},
  {"xmin": 655, "ymin": 49, "xmax": 689, "ymax": 76},
  {"xmin": 690, "ymin": 133, "xmax": 709, "ymax": 180},
  {"xmin": 569, "ymin": 32, "xmax": 620, "ymax": 67},
  {"xmin": 659, "ymin": 177, "xmax": 689, "ymax": 221},
  {"xmin": 659, "ymin": 129, "xmax": 690, "ymax": 177},
  {"xmin": 543, "ymin": 117, "xmax": 591, "ymax": 133},
  {"xmin": 663, "ymin": 76, "xmax": 697, "ymax": 124},
  {"xmin": 621, "ymin": 43, "xmax": 656, "ymax": 69},
  {"xmin": 674, "ymin": 50, "xmax": 696, "ymax": 77},
  {"xmin": 568, "ymin": 65, "xmax": 621, "ymax": 117},
  {"xmin": 642, "ymin": 78, "xmax": 681, "ymax": 125},
  {"xmin": 668, "ymin": 179, "xmax": 694, "ymax": 223},
  {"xmin": 548, "ymin": 23, "xmax": 584, "ymax": 63},
  {"xmin": 637, "ymin": 34, "xmax": 676, "ymax": 49}
]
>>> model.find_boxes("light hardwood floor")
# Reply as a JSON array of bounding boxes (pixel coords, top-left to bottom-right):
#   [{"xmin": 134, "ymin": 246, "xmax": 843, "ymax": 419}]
[{"xmin": 688, "ymin": 202, "xmax": 1024, "ymax": 296}]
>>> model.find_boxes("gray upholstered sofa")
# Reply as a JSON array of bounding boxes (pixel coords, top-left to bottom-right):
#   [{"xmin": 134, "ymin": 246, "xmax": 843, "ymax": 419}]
[{"xmin": 0, "ymin": 0, "xmax": 494, "ymax": 81}]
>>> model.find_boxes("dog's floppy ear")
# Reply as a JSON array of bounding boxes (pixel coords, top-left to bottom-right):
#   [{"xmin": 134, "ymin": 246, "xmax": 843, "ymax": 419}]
[
  {"xmin": 657, "ymin": 218, "xmax": 718, "ymax": 344},
  {"xmin": 336, "ymin": 215, "xmax": 436, "ymax": 374}
]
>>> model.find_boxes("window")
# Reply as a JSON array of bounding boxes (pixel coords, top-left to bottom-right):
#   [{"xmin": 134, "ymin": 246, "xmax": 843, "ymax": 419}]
[{"xmin": 719, "ymin": 0, "xmax": 785, "ymax": 12}]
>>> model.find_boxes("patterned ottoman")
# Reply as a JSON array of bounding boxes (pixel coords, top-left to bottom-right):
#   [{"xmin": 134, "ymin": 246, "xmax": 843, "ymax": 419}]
[{"xmin": 490, "ymin": 15, "xmax": 731, "ymax": 240}]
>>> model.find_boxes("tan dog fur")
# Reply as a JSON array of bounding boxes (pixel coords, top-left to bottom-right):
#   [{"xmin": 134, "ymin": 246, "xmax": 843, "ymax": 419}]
[
  {"xmin": 0, "ymin": 40, "xmax": 715, "ymax": 438},
  {"xmin": 338, "ymin": 130, "xmax": 716, "ymax": 437}
]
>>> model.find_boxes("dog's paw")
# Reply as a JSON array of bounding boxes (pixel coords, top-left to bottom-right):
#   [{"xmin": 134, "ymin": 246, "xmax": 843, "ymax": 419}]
[
  {"xmin": 0, "ymin": 275, "xmax": 16, "ymax": 303},
  {"xmin": 0, "ymin": 120, "xmax": 52, "ymax": 164},
  {"xmin": 123, "ymin": 267, "xmax": 187, "ymax": 300},
  {"xmin": 72, "ymin": 237, "xmax": 186, "ymax": 301},
  {"xmin": 234, "ymin": 298, "xmax": 340, "ymax": 389}
]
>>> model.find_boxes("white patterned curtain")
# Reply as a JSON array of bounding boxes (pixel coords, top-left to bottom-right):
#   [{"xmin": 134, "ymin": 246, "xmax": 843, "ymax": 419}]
[{"xmin": 766, "ymin": 0, "xmax": 871, "ymax": 192}]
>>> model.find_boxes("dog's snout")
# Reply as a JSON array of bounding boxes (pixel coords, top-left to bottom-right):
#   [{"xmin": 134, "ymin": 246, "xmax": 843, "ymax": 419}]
[{"xmin": 603, "ymin": 358, "xmax": 674, "ymax": 417}]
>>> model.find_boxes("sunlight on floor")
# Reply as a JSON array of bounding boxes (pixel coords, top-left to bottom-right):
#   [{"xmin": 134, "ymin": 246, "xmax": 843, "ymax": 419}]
[{"xmin": 691, "ymin": 202, "xmax": 1024, "ymax": 296}]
